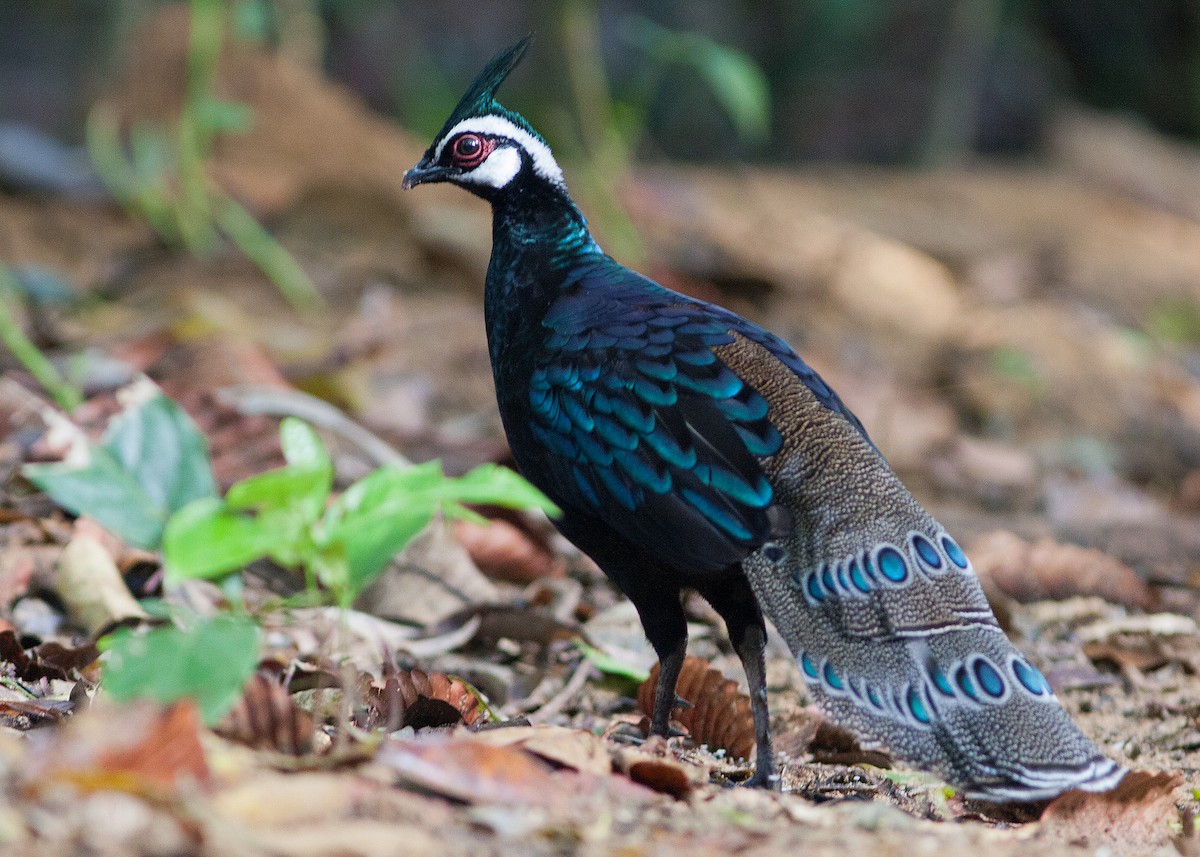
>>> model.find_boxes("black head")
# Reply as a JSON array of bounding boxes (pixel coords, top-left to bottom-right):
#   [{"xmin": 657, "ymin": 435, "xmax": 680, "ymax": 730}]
[{"xmin": 402, "ymin": 35, "xmax": 565, "ymax": 198}]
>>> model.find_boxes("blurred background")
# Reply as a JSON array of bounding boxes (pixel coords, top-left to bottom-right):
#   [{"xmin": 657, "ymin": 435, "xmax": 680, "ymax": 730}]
[
  {"xmin": 3, "ymin": 0, "xmax": 1200, "ymax": 596},
  {"xmin": 6, "ymin": 0, "xmax": 1200, "ymax": 163}
]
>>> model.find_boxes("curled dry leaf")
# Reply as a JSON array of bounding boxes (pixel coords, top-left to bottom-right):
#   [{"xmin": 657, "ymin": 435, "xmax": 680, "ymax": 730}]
[
  {"xmin": 54, "ymin": 534, "xmax": 148, "ymax": 636},
  {"xmin": 637, "ymin": 656, "xmax": 756, "ymax": 763},
  {"xmin": 216, "ymin": 672, "xmax": 315, "ymax": 755},
  {"xmin": 968, "ymin": 530, "xmax": 1158, "ymax": 611},
  {"xmin": 0, "ymin": 629, "xmax": 98, "ymax": 682},
  {"xmin": 1079, "ymin": 613, "xmax": 1200, "ymax": 677},
  {"xmin": 470, "ymin": 724, "xmax": 612, "ymax": 775},
  {"xmin": 611, "ymin": 747, "xmax": 696, "ymax": 799},
  {"xmin": 377, "ymin": 735, "xmax": 556, "ymax": 806},
  {"xmin": 366, "ymin": 668, "xmax": 484, "ymax": 732}
]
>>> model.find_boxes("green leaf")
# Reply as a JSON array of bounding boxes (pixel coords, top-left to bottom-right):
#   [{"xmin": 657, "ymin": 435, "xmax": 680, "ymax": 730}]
[
  {"xmin": 163, "ymin": 497, "xmax": 291, "ymax": 581},
  {"xmin": 194, "ymin": 96, "xmax": 255, "ymax": 135},
  {"xmin": 102, "ymin": 613, "xmax": 260, "ymax": 725},
  {"xmin": 329, "ymin": 461, "xmax": 444, "ymax": 520},
  {"xmin": 625, "ymin": 17, "xmax": 770, "ymax": 144},
  {"xmin": 279, "ymin": 418, "xmax": 330, "ymax": 471},
  {"xmin": 333, "ymin": 504, "xmax": 436, "ymax": 597},
  {"xmin": 317, "ymin": 460, "xmax": 556, "ymax": 603},
  {"xmin": 226, "ymin": 465, "xmax": 330, "ymax": 517},
  {"xmin": 686, "ymin": 43, "xmax": 771, "ymax": 144},
  {"xmin": 23, "ymin": 384, "xmax": 216, "ymax": 548},
  {"xmin": 574, "ymin": 640, "xmax": 650, "ymax": 682},
  {"xmin": 435, "ymin": 463, "xmax": 560, "ymax": 515},
  {"xmin": 225, "ymin": 418, "xmax": 331, "ymax": 520},
  {"xmin": 232, "ymin": 0, "xmax": 273, "ymax": 42}
]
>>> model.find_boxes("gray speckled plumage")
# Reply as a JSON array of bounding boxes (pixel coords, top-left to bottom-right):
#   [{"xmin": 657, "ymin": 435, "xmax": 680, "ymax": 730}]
[{"xmin": 403, "ymin": 36, "xmax": 1126, "ymax": 802}]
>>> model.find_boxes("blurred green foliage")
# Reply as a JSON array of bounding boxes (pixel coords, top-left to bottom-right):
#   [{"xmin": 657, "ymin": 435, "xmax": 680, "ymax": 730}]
[
  {"xmin": 101, "ymin": 612, "xmax": 261, "ymax": 725},
  {"xmin": 1146, "ymin": 298, "xmax": 1200, "ymax": 346},
  {"xmin": 85, "ymin": 0, "xmax": 321, "ymax": 311},
  {"xmin": 0, "ymin": 264, "xmax": 83, "ymax": 411}
]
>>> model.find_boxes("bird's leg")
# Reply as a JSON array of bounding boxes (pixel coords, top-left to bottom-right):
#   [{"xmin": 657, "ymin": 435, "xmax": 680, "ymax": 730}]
[
  {"xmin": 699, "ymin": 577, "xmax": 778, "ymax": 789},
  {"xmin": 731, "ymin": 619, "xmax": 777, "ymax": 789},
  {"xmin": 622, "ymin": 580, "xmax": 689, "ymax": 737},
  {"xmin": 650, "ymin": 633, "xmax": 688, "ymax": 736}
]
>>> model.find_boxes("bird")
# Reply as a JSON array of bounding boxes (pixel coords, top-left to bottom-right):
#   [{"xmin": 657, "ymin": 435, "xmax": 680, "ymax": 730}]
[{"xmin": 402, "ymin": 36, "xmax": 1126, "ymax": 801}]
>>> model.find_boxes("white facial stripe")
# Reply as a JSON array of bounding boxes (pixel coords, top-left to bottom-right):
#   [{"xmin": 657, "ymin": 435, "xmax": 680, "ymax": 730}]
[
  {"xmin": 434, "ymin": 115, "xmax": 565, "ymax": 186},
  {"xmin": 458, "ymin": 146, "xmax": 521, "ymax": 189}
]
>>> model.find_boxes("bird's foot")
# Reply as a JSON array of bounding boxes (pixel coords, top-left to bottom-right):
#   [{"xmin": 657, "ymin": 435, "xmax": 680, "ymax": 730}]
[{"xmin": 740, "ymin": 759, "xmax": 781, "ymax": 790}]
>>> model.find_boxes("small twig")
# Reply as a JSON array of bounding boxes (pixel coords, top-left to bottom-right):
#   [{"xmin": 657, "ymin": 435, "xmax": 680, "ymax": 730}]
[
  {"xmin": 527, "ymin": 657, "xmax": 594, "ymax": 724},
  {"xmin": 0, "ymin": 677, "xmax": 38, "ymax": 700},
  {"xmin": 215, "ymin": 384, "xmax": 410, "ymax": 468}
]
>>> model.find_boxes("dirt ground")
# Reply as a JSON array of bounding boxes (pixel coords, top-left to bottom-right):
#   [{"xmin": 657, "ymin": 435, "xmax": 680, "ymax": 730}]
[{"xmin": 2, "ymin": 11, "xmax": 1200, "ymax": 857}]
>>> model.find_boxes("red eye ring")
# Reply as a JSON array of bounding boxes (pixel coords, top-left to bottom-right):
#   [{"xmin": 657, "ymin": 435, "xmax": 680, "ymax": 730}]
[{"xmin": 450, "ymin": 133, "xmax": 493, "ymax": 169}]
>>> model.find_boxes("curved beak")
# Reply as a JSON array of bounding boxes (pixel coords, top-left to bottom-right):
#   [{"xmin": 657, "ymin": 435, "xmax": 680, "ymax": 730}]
[{"xmin": 402, "ymin": 159, "xmax": 453, "ymax": 190}]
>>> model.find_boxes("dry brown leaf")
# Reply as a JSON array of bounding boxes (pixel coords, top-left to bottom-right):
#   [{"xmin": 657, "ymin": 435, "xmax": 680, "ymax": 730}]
[
  {"xmin": 451, "ymin": 517, "xmax": 565, "ymax": 583},
  {"xmin": 1079, "ymin": 614, "xmax": 1200, "ymax": 677},
  {"xmin": 470, "ymin": 725, "xmax": 612, "ymax": 775},
  {"xmin": 638, "ymin": 656, "xmax": 757, "ymax": 762},
  {"xmin": 611, "ymin": 748, "xmax": 698, "ymax": 799},
  {"xmin": 33, "ymin": 701, "xmax": 209, "ymax": 796},
  {"xmin": 968, "ymin": 530, "xmax": 1158, "ymax": 610},
  {"xmin": 155, "ymin": 337, "xmax": 289, "ymax": 489},
  {"xmin": 356, "ymin": 519, "xmax": 499, "ymax": 626},
  {"xmin": 54, "ymin": 533, "xmax": 148, "ymax": 635},
  {"xmin": 211, "ymin": 771, "xmax": 356, "ymax": 828},
  {"xmin": 242, "ymin": 820, "xmax": 439, "ymax": 857},
  {"xmin": 216, "ymin": 672, "xmax": 315, "ymax": 755},
  {"xmin": 376, "ymin": 735, "xmax": 558, "ymax": 805},
  {"xmin": 1039, "ymin": 770, "xmax": 1182, "ymax": 853},
  {"xmin": 0, "ymin": 629, "xmax": 97, "ymax": 682}
]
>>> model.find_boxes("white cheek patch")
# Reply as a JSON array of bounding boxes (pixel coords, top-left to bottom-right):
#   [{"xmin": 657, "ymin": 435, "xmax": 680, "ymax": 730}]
[
  {"xmin": 434, "ymin": 115, "xmax": 565, "ymax": 186},
  {"xmin": 459, "ymin": 146, "xmax": 521, "ymax": 189}
]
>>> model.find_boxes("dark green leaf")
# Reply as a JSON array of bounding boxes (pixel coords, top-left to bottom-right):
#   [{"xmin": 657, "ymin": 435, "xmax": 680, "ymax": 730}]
[
  {"xmin": 625, "ymin": 17, "xmax": 770, "ymax": 144},
  {"xmin": 102, "ymin": 613, "xmax": 260, "ymax": 725},
  {"xmin": 23, "ymin": 383, "xmax": 216, "ymax": 548}
]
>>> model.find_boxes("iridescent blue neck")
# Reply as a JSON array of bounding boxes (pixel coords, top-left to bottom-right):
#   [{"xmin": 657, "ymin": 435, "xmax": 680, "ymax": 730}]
[{"xmin": 491, "ymin": 178, "xmax": 600, "ymax": 263}]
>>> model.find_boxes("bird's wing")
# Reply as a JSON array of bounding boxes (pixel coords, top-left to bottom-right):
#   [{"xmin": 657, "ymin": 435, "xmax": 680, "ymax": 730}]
[{"xmin": 528, "ymin": 261, "xmax": 855, "ymax": 572}]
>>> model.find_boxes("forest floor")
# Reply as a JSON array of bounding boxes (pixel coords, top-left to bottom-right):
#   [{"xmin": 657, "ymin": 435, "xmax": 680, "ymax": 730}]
[{"xmin": 2, "ymin": 11, "xmax": 1200, "ymax": 857}]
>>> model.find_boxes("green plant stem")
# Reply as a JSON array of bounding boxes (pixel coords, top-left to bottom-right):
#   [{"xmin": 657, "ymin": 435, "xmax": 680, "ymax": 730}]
[
  {"xmin": 215, "ymin": 195, "xmax": 323, "ymax": 311},
  {"xmin": 0, "ymin": 267, "xmax": 83, "ymax": 412},
  {"xmin": 557, "ymin": 0, "xmax": 643, "ymax": 262},
  {"xmin": 178, "ymin": 0, "xmax": 224, "ymax": 252}
]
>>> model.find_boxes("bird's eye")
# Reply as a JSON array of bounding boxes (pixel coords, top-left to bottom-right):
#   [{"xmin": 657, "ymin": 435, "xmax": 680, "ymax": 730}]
[{"xmin": 451, "ymin": 134, "xmax": 489, "ymax": 168}]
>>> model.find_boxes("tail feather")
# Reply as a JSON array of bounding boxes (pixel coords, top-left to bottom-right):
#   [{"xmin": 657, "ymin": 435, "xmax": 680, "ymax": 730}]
[{"xmin": 742, "ymin": 462, "xmax": 1126, "ymax": 801}]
